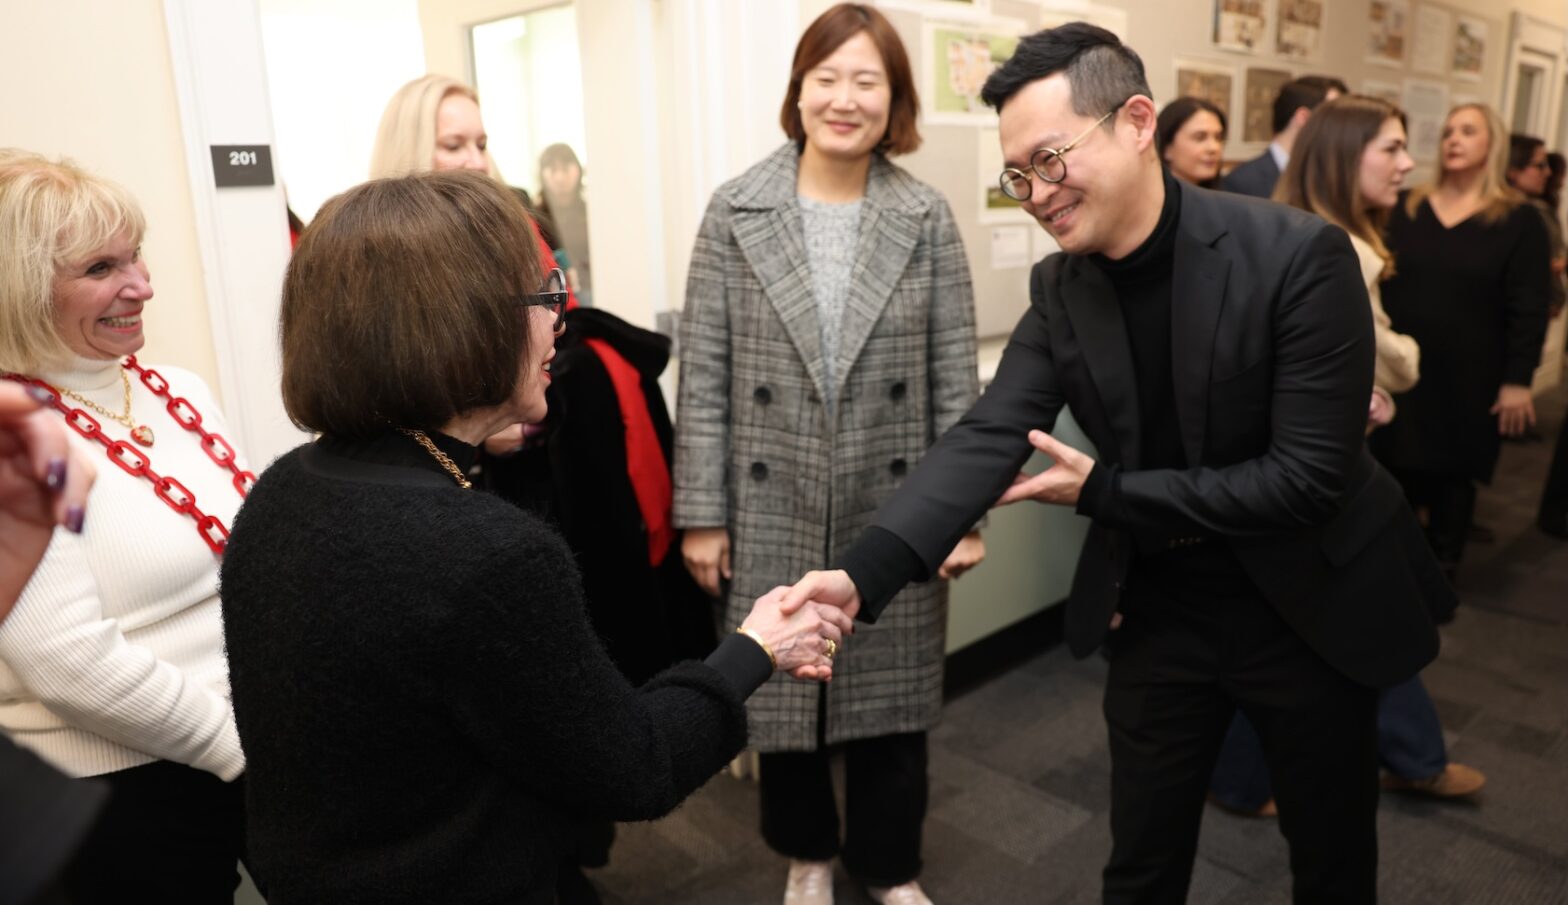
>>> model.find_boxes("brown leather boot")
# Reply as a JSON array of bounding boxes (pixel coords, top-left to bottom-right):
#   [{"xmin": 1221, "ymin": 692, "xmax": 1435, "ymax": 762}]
[{"xmin": 1382, "ymin": 762, "xmax": 1486, "ymax": 797}]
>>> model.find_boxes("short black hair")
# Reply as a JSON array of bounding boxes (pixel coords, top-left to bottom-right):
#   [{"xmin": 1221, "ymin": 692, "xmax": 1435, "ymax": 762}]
[
  {"xmin": 980, "ymin": 22, "xmax": 1150, "ymax": 120},
  {"xmin": 1271, "ymin": 76, "xmax": 1346, "ymax": 134}
]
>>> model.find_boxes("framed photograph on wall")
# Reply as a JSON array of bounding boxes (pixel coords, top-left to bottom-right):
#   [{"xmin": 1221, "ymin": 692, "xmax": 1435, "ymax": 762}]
[
  {"xmin": 1173, "ymin": 58, "xmax": 1238, "ymax": 123},
  {"xmin": 1212, "ymin": 0, "xmax": 1268, "ymax": 54},
  {"xmin": 1410, "ymin": 5, "xmax": 1451, "ymax": 75},
  {"xmin": 1242, "ymin": 66, "xmax": 1293, "ymax": 144},
  {"xmin": 1452, "ymin": 15, "xmax": 1488, "ymax": 83},
  {"xmin": 976, "ymin": 127, "xmax": 1032, "ymax": 224},
  {"xmin": 1403, "ymin": 78, "xmax": 1451, "ymax": 163},
  {"xmin": 921, "ymin": 18, "xmax": 1025, "ymax": 125},
  {"xmin": 1275, "ymin": 0, "xmax": 1323, "ymax": 60},
  {"xmin": 1361, "ymin": 79, "xmax": 1403, "ymax": 108},
  {"xmin": 1366, "ymin": 0, "xmax": 1408, "ymax": 68}
]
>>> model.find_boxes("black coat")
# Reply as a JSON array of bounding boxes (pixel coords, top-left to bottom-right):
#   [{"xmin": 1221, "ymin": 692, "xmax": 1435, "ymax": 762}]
[
  {"xmin": 480, "ymin": 308, "xmax": 715, "ymax": 685},
  {"xmin": 1221, "ymin": 150, "xmax": 1281, "ymax": 198},
  {"xmin": 861, "ymin": 183, "xmax": 1450, "ymax": 689},
  {"xmin": 220, "ymin": 434, "xmax": 761, "ymax": 904}
]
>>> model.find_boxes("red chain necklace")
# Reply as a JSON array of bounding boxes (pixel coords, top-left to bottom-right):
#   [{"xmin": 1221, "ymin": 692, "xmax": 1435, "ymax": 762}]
[{"xmin": 3, "ymin": 355, "xmax": 256, "ymax": 554}]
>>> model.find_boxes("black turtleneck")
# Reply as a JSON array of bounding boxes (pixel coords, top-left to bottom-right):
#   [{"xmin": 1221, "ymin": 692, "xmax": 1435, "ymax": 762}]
[
  {"xmin": 311, "ymin": 429, "xmax": 481, "ymax": 483},
  {"xmin": 1096, "ymin": 169, "xmax": 1185, "ymax": 472},
  {"xmin": 1075, "ymin": 172, "xmax": 1182, "ymax": 517},
  {"xmin": 1080, "ymin": 174, "xmax": 1256, "ymax": 597}
]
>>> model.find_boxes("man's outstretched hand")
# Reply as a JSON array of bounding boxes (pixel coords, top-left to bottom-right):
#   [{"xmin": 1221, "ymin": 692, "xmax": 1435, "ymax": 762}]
[
  {"xmin": 996, "ymin": 429, "xmax": 1095, "ymax": 508},
  {"xmin": 778, "ymin": 569, "xmax": 862, "ymax": 623}
]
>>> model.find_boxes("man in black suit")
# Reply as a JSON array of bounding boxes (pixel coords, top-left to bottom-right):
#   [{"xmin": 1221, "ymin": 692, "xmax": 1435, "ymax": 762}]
[
  {"xmin": 1221, "ymin": 75, "xmax": 1346, "ymax": 198},
  {"xmin": 781, "ymin": 24, "xmax": 1452, "ymax": 905}
]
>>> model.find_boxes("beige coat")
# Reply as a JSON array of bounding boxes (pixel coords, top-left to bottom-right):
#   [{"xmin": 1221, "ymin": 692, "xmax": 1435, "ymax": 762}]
[{"xmin": 1350, "ymin": 233, "xmax": 1420, "ymax": 394}]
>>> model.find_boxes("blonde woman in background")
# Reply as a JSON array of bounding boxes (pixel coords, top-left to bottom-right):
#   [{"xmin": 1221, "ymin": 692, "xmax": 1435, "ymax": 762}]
[
  {"xmin": 370, "ymin": 73, "xmax": 569, "ymax": 460},
  {"xmin": 0, "ymin": 150, "xmax": 251, "ymax": 902},
  {"xmin": 1369, "ymin": 104, "xmax": 1552, "ymax": 575},
  {"xmin": 1209, "ymin": 97, "xmax": 1485, "ymax": 820}
]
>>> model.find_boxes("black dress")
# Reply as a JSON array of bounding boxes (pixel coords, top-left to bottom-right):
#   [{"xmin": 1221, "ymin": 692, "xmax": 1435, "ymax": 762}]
[{"xmin": 1371, "ymin": 194, "xmax": 1551, "ymax": 483}]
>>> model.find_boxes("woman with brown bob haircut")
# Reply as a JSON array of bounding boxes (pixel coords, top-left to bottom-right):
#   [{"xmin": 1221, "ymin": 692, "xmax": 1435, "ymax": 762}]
[
  {"xmin": 218, "ymin": 169, "xmax": 852, "ymax": 905},
  {"xmin": 675, "ymin": 5, "xmax": 982, "ymax": 904}
]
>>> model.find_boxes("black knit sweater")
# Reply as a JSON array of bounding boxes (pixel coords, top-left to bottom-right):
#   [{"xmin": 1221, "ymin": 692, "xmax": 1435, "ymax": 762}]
[{"xmin": 219, "ymin": 431, "xmax": 769, "ymax": 904}]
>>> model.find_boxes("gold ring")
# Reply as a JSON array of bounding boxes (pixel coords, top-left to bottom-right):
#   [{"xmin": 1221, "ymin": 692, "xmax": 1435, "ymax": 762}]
[{"xmin": 824, "ymin": 638, "xmax": 838, "ymax": 659}]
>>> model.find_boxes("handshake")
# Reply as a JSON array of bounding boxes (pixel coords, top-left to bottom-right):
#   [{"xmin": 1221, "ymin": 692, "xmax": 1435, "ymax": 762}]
[
  {"xmin": 735, "ymin": 570, "xmax": 864, "ymax": 683},
  {"xmin": 686, "ymin": 524, "xmax": 989, "ymax": 684}
]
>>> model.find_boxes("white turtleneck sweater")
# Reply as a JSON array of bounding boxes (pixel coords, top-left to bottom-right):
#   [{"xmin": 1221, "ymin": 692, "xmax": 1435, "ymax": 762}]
[{"xmin": 0, "ymin": 356, "xmax": 246, "ymax": 780}]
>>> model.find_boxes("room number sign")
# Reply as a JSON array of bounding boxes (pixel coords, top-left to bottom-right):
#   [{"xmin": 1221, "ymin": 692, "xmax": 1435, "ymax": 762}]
[{"xmin": 210, "ymin": 145, "xmax": 275, "ymax": 188}]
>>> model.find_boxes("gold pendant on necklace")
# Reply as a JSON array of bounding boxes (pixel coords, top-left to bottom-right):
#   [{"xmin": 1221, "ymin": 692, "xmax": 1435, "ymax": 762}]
[{"xmin": 131, "ymin": 425, "xmax": 155, "ymax": 447}]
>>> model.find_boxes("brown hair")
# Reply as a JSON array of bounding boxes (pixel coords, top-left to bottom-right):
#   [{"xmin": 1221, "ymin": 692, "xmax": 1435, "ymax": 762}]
[
  {"xmin": 281, "ymin": 170, "xmax": 543, "ymax": 438},
  {"xmin": 1275, "ymin": 95, "xmax": 1405, "ymax": 278},
  {"xmin": 779, "ymin": 3, "xmax": 920, "ymax": 156},
  {"xmin": 1405, "ymin": 103, "xmax": 1521, "ymax": 225},
  {"xmin": 1156, "ymin": 96, "xmax": 1228, "ymax": 189}
]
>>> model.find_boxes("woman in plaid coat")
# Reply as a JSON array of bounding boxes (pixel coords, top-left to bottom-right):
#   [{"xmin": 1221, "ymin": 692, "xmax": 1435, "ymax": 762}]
[{"xmin": 673, "ymin": 6, "xmax": 983, "ymax": 904}]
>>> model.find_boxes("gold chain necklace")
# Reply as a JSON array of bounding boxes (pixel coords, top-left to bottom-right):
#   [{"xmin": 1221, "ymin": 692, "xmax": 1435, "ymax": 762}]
[
  {"xmin": 55, "ymin": 366, "xmax": 155, "ymax": 447},
  {"xmin": 398, "ymin": 428, "xmax": 473, "ymax": 489}
]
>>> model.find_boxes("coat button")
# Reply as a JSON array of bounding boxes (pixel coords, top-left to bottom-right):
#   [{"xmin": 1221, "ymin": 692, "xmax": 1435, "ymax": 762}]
[
  {"xmin": 750, "ymin": 462, "xmax": 769, "ymax": 480},
  {"xmin": 890, "ymin": 458, "xmax": 907, "ymax": 477},
  {"xmin": 754, "ymin": 386, "xmax": 772, "ymax": 405},
  {"xmin": 889, "ymin": 381, "xmax": 907, "ymax": 401}
]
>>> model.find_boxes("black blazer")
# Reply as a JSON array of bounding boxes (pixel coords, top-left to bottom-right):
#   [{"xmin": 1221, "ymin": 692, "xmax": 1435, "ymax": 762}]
[
  {"xmin": 1221, "ymin": 151, "xmax": 1281, "ymax": 198},
  {"xmin": 869, "ymin": 183, "xmax": 1449, "ymax": 689}
]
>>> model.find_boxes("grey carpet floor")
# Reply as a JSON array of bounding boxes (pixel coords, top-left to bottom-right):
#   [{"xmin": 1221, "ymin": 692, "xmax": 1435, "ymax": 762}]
[{"xmin": 590, "ymin": 384, "xmax": 1568, "ymax": 905}]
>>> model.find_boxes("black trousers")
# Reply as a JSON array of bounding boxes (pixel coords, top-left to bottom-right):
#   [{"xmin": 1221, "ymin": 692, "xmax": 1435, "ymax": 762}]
[
  {"xmin": 1540, "ymin": 403, "xmax": 1568, "ymax": 528},
  {"xmin": 1102, "ymin": 582, "xmax": 1379, "ymax": 905},
  {"xmin": 1387, "ymin": 467, "xmax": 1476, "ymax": 565},
  {"xmin": 61, "ymin": 760, "xmax": 245, "ymax": 905},
  {"xmin": 758, "ymin": 731, "xmax": 928, "ymax": 888}
]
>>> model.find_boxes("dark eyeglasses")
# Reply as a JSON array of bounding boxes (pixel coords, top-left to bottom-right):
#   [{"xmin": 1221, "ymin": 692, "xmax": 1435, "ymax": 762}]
[
  {"xmin": 517, "ymin": 267, "xmax": 568, "ymax": 332},
  {"xmin": 998, "ymin": 104, "xmax": 1123, "ymax": 202}
]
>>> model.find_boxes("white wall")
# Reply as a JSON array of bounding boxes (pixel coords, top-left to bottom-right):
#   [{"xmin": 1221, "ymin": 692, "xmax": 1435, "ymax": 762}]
[
  {"xmin": 0, "ymin": 0, "xmax": 220, "ymax": 394},
  {"xmin": 258, "ymin": 0, "xmax": 427, "ymax": 220},
  {"xmin": 652, "ymin": 0, "xmax": 803, "ymax": 329},
  {"xmin": 471, "ymin": 6, "xmax": 590, "ymax": 195}
]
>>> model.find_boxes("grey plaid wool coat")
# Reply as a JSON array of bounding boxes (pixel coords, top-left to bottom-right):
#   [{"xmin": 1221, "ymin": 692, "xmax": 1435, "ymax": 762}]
[{"xmin": 674, "ymin": 144, "xmax": 981, "ymax": 751}]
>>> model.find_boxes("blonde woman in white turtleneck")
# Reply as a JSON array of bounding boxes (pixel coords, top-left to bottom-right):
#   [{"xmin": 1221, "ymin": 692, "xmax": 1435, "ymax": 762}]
[{"xmin": 0, "ymin": 149, "xmax": 249, "ymax": 902}]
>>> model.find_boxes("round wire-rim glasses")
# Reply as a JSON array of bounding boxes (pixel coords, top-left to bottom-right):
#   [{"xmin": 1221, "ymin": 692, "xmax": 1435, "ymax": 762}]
[
  {"xmin": 517, "ymin": 267, "xmax": 568, "ymax": 333},
  {"xmin": 997, "ymin": 106, "xmax": 1122, "ymax": 202}
]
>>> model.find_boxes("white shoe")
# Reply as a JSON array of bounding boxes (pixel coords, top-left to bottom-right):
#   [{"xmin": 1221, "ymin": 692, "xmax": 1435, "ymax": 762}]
[
  {"xmin": 867, "ymin": 880, "xmax": 933, "ymax": 905},
  {"xmin": 784, "ymin": 859, "xmax": 834, "ymax": 905}
]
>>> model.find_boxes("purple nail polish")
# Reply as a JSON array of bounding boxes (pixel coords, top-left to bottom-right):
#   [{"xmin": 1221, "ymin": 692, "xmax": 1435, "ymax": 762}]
[
  {"xmin": 64, "ymin": 505, "xmax": 86, "ymax": 534},
  {"xmin": 45, "ymin": 458, "xmax": 67, "ymax": 492},
  {"xmin": 25, "ymin": 384, "xmax": 53, "ymax": 405}
]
